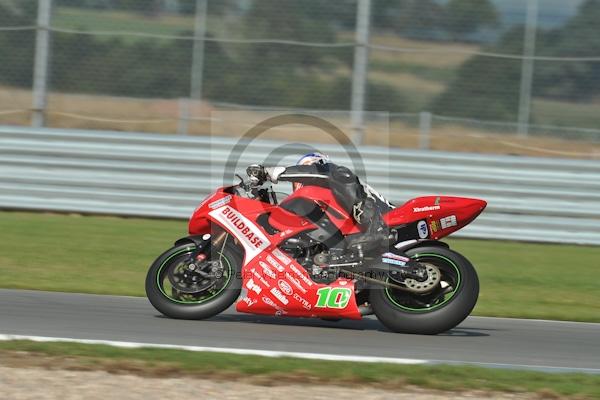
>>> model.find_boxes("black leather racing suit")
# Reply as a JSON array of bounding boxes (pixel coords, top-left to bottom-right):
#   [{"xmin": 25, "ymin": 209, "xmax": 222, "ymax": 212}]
[
  {"xmin": 253, "ymin": 162, "xmax": 426, "ymax": 278},
  {"xmin": 275, "ymin": 162, "xmax": 392, "ymax": 246}
]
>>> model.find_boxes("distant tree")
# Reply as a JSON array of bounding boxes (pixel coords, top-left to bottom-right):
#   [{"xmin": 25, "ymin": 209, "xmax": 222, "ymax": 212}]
[
  {"xmin": 239, "ymin": 0, "xmax": 345, "ymax": 70},
  {"xmin": 533, "ymin": 0, "xmax": 600, "ymax": 100},
  {"xmin": 445, "ymin": 0, "xmax": 498, "ymax": 40},
  {"xmin": 0, "ymin": 0, "xmax": 36, "ymax": 87},
  {"xmin": 431, "ymin": 27, "xmax": 523, "ymax": 121},
  {"xmin": 371, "ymin": 0, "xmax": 400, "ymax": 30},
  {"xmin": 0, "ymin": 0, "xmax": 36, "ymax": 24},
  {"xmin": 433, "ymin": 0, "xmax": 600, "ymax": 122},
  {"xmin": 0, "ymin": 0, "xmax": 406, "ymax": 112},
  {"xmin": 397, "ymin": 0, "xmax": 445, "ymax": 38},
  {"xmin": 371, "ymin": 0, "xmax": 445, "ymax": 37}
]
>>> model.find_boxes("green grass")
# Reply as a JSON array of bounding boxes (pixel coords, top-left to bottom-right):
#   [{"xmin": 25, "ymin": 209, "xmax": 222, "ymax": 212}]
[
  {"xmin": 0, "ymin": 211, "xmax": 182, "ymax": 295},
  {"xmin": 1, "ymin": 340, "xmax": 598, "ymax": 398},
  {"xmin": 0, "ymin": 211, "xmax": 599, "ymax": 321}
]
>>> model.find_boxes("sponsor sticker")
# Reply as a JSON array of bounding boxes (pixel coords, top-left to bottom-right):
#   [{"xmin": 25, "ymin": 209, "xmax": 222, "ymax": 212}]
[
  {"xmin": 315, "ymin": 287, "xmax": 351, "ymax": 309},
  {"xmin": 278, "ymin": 229, "xmax": 294, "ymax": 238},
  {"xmin": 272, "ymin": 249, "xmax": 292, "ymax": 265},
  {"xmin": 209, "ymin": 206, "xmax": 270, "ymax": 264},
  {"xmin": 382, "ymin": 257, "xmax": 407, "ymax": 266},
  {"xmin": 262, "ymin": 296, "xmax": 285, "ymax": 311},
  {"xmin": 417, "ymin": 220, "xmax": 429, "ymax": 239},
  {"xmin": 440, "ymin": 215, "xmax": 458, "ymax": 229},
  {"xmin": 293, "ymin": 293, "xmax": 312, "ymax": 310},
  {"xmin": 270, "ymin": 287, "xmax": 289, "ymax": 305},
  {"xmin": 250, "ymin": 267, "xmax": 271, "ymax": 288},
  {"xmin": 381, "ymin": 252, "xmax": 409, "ymax": 266},
  {"xmin": 241, "ymin": 297, "xmax": 257, "ymax": 307},
  {"xmin": 382, "ymin": 252, "xmax": 410, "ymax": 262},
  {"xmin": 289, "ymin": 264, "xmax": 314, "ymax": 287},
  {"xmin": 266, "ymin": 255, "xmax": 285, "ymax": 272},
  {"xmin": 208, "ymin": 195, "xmax": 232, "ymax": 209},
  {"xmin": 285, "ymin": 272, "xmax": 307, "ymax": 294},
  {"xmin": 277, "ymin": 279, "xmax": 293, "ymax": 296},
  {"xmin": 413, "ymin": 205, "xmax": 440, "ymax": 213},
  {"xmin": 430, "ymin": 220, "xmax": 439, "ymax": 233},
  {"xmin": 245, "ymin": 278, "xmax": 262, "ymax": 295},
  {"xmin": 259, "ymin": 261, "xmax": 277, "ymax": 279}
]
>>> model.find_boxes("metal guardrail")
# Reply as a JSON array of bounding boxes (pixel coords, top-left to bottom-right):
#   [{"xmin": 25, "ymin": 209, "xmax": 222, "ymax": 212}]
[{"xmin": 1, "ymin": 126, "xmax": 599, "ymax": 245}]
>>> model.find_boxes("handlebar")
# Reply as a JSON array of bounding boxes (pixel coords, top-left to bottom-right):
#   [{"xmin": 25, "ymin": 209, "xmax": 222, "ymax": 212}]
[{"xmin": 234, "ymin": 166, "xmax": 277, "ymax": 204}]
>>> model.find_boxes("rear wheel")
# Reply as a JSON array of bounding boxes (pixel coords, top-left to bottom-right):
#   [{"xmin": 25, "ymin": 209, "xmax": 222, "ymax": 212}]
[
  {"xmin": 145, "ymin": 240, "xmax": 242, "ymax": 319},
  {"xmin": 370, "ymin": 246, "xmax": 478, "ymax": 334}
]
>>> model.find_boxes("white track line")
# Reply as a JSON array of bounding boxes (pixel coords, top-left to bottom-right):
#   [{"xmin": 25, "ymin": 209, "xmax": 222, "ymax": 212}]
[
  {"xmin": 0, "ymin": 334, "xmax": 426, "ymax": 365},
  {"xmin": 469, "ymin": 316, "xmax": 600, "ymax": 326},
  {"xmin": 2, "ymin": 334, "xmax": 599, "ymax": 374}
]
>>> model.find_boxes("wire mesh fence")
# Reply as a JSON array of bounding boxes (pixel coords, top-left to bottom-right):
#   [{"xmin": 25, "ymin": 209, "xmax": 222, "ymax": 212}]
[{"xmin": 1, "ymin": 0, "xmax": 600, "ymax": 158}]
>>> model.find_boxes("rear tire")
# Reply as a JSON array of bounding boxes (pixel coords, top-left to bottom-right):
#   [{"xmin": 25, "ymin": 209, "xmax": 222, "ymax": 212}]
[
  {"xmin": 370, "ymin": 246, "xmax": 478, "ymax": 334},
  {"xmin": 145, "ymin": 241, "xmax": 242, "ymax": 319}
]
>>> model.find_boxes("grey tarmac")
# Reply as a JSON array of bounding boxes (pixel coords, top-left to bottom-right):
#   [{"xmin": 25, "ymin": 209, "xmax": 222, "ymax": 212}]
[{"xmin": 1, "ymin": 289, "xmax": 599, "ymax": 373}]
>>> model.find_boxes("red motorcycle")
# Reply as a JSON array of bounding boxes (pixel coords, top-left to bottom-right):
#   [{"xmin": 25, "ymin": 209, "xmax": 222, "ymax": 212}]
[{"xmin": 146, "ymin": 171, "xmax": 486, "ymax": 334}]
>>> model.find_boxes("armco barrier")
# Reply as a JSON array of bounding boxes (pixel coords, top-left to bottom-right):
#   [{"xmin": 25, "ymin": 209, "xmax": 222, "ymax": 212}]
[{"xmin": 1, "ymin": 126, "xmax": 599, "ymax": 245}]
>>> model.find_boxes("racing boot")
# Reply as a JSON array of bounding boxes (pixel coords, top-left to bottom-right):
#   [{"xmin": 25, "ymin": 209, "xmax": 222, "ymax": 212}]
[{"xmin": 347, "ymin": 197, "xmax": 393, "ymax": 252}]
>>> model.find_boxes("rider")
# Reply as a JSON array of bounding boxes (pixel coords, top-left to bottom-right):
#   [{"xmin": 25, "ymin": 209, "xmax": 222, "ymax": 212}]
[
  {"xmin": 247, "ymin": 152, "xmax": 392, "ymax": 251},
  {"xmin": 247, "ymin": 152, "xmax": 428, "ymax": 281}
]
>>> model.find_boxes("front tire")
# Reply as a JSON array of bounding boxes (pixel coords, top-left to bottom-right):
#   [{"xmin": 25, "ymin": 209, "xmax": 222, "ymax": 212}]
[
  {"xmin": 145, "ymin": 241, "xmax": 242, "ymax": 319},
  {"xmin": 370, "ymin": 246, "xmax": 479, "ymax": 334}
]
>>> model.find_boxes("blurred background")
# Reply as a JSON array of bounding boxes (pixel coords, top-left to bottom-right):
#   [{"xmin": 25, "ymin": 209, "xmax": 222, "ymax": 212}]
[
  {"xmin": 1, "ymin": 0, "xmax": 600, "ymax": 245},
  {"xmin": 2, "ymin": 0, "xmax": 600, "ymax": 157}
]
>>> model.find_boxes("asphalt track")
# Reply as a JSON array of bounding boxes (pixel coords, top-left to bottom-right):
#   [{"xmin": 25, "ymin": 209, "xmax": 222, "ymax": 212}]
[{"xmin": 1, "ymin": 289, "xmax": 599, "ymax": 373}]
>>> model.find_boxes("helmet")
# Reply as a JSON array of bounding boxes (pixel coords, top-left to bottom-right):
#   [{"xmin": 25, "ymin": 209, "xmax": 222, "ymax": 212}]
[
  {"xmin": 293, "ymin": 152, "xmax": 330, "ymax": 191},
  {"xmin": 296, "ymin": 152, "xmax": 330, "ymax": 166}
]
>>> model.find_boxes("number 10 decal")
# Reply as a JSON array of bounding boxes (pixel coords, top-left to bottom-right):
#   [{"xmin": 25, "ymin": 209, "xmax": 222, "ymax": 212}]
[{"xmin": 315, "ymin": 287, "xmax": 352, "ymax": 309}]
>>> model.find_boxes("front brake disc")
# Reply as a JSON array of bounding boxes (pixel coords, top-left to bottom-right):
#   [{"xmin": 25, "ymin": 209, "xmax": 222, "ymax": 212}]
[{"xmin": 167, "ymin": 261, "xmax": 217, "ymax": 294}]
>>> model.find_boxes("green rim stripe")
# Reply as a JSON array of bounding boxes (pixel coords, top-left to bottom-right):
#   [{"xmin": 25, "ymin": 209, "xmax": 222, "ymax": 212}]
[
  {"xmin": 156, "ymin": 247, "xmax": 233, "ymax": 305},
  {"xmin": 384, "ymin": 253, "xmax": 462, "ymax": 313}
]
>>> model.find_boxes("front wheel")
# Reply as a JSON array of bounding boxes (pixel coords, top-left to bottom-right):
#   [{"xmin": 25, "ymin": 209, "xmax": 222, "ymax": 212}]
[
  {"xmin": 370, "ymin": 246, "xmax": 479, "ymax": 334},
  {"xmin": 145, "ymin": 241, "xmax": 242, "ymax": 319}
]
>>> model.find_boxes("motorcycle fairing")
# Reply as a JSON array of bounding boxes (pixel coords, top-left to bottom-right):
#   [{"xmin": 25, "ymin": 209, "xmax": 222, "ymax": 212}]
[
  {"xmin": 281, "ymin": 188, "xmax": 487, "ymax": 242},
  {"xmin": 208, "ymin": 205, "xmax": 273, "ymax": 265},
  {"xmin": 384, "ymin": 196, "xmax": 487, "ymax": 240},
  {"xmin": 190, "ymin": 188, "xmax": 485, "ymax": 320},
  {"xmin": 191, "ymin": 187, "xmax": 316, "ymax": 251},
  {"xmin": 236, "ymin": 249, "xmax": 362, "ymax": 319},
  {"xmin": 281, "ymin": 186, "xmax": 362, "ymax": 235},
  {"xmin": 196, "ymin": 190, "xmax": 362, "ymax": 319}
]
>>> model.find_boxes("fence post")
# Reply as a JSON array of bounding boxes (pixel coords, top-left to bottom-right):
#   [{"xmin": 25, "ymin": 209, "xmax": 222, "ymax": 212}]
[
  {"xmin": 419, "ymin": 111, "xmax": 431, "ymax": 150},
  {"xmin": 177, "ymin": 98, "xmax": 190, "ymax": 135},
  {"xmin": 350, "ymin": 0, "xmax": 371, "ymax": 145},
  {"xmin": 185, "ymin": 0, "xmax": 208, "ymax": 135},
  {"xmin": 31, "ymin": 0, "xmax": 53, "ymax": 128},
  {"xmin": 517, "ymin": 0, "xmax": 538, "ymax": 138}
]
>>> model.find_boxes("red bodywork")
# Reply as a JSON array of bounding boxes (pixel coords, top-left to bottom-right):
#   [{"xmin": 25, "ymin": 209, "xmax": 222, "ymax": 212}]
[{"xmin": 188, "ymin": 186, "xmax": 486, "ymax": 320}]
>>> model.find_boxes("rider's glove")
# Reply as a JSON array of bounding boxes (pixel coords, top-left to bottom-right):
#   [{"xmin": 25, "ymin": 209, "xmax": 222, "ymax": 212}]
[
  {"xmin": 265, "ymin": 166, "xmax": 286, "ymax": 184},
  {"xmin": 246, "ymin": 164, "xmax": 267, "ymax": 186}
]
